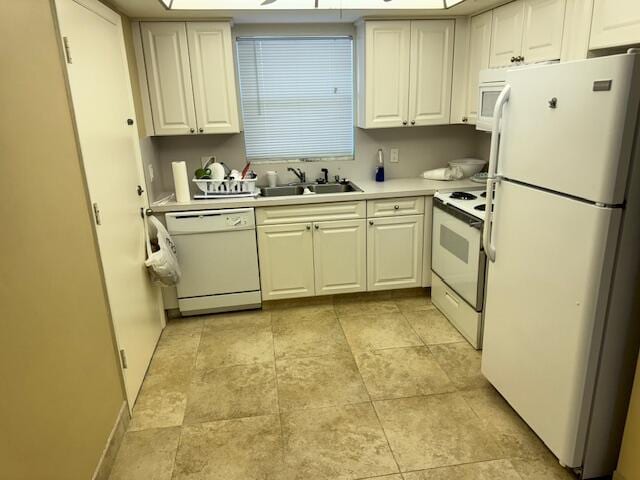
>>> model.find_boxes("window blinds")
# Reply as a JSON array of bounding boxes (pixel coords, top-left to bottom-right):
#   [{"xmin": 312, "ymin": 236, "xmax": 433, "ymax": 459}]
[{"xmin": 236, "ymin": 36, "xmax": 354, "ymax": 162}]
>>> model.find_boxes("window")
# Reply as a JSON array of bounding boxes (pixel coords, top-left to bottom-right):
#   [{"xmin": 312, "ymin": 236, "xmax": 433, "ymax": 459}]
[{"xmin": 236, "ymin": 36, "xmax": 354, "ymax": 162}]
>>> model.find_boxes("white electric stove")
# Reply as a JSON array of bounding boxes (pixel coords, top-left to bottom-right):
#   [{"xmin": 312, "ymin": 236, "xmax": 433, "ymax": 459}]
[{"xmin": 431, "ymin": 187, "xmax": 492, "ymax": 349}]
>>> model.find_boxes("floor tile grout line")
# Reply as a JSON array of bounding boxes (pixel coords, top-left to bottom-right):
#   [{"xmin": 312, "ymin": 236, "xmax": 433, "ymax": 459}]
[
  {"xmin": 397, "ymin": 457, "xmax": 527, "ymax": 477},
  {"xmin": 268, "ymin": 311, "xmax": 287, "ymax": 467},
  {"xmin": 370, "ymin": 399, "xmax": 404, "ymax": 477}
]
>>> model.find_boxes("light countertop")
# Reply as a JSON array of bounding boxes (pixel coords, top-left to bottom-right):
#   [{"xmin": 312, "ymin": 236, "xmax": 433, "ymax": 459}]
[{"xmin": 150, "ymin": 177, "xmax": 478, "ymax": 213}]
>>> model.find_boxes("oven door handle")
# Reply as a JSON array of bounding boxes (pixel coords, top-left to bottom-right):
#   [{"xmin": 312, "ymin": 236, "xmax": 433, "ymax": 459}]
[{"xmin": 483, "ymin": 84, "xmax": 510, "ymax": 263}]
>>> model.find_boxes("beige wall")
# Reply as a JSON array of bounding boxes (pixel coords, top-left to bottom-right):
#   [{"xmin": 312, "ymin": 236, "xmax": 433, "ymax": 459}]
[
  {"xmin": 616, "ymin": 355, "xmax": 640, "ymax": 480},
  {"xmin": 0, "ymin": 1, "xmax": 125, "ymax": 479}
]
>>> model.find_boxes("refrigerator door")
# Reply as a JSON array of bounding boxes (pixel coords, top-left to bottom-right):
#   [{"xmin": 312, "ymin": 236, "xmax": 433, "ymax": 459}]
[
  {"xmin": 481, "ymin": 180, "xmax": 621, "ymax": 468},
  {"xmin": 497, "ymin": 54, "xmax": 640, "ymax": 205}
]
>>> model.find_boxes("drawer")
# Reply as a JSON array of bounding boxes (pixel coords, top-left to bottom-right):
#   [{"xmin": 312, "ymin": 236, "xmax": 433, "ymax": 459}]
[
  {"xmin": 367, "ymin": 196, "xmax": 424, "ymax": 217},
  {"xmin": 431, "ymin": 273, "xmax": 483, "ymax": 349},
  {"xmin": 256, "ymin": 201, "xmax": 365, "ymax": 225}
]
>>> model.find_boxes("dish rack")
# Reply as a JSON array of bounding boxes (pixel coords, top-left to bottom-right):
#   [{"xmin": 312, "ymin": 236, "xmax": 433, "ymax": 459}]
[{"xmin": 192, "ymin": 178, "xmax": 259, "ymax": 199}]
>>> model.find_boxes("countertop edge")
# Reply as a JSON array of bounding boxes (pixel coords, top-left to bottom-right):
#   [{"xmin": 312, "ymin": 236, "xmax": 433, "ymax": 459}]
[{"xmin": 150, "ymin": 178, "xmax": 479, "ymax": 213}]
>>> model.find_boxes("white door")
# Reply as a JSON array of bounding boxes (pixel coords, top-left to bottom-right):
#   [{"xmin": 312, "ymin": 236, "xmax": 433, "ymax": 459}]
[
  {"xmin": 489, "ymin": 0, "xmax": 525, "ymax": 67},
  {"xmin": 55, "ymin": 0, "xmax": 164, "ymax": 407},
  {"xmin": 590, "ymin": 0, "xmax": 640, "ymax": 49},
  {"xmin": 313, "ymin": 220, "xmax": 366, "ymax": 296},
  {"xmin": 257, "ymin": 223, "xmax": 315, "ymax": 300},
  {"xmin": 498, "ymin": 55, "xmax": 639, "ymax": 204},
  {"xmin": 367, "ymin": 215, "xmax": 423, "ymax": 291},
  {"xmin": 187, "ymin": 22, "xmax": 240, "ymax": 134},
  {"xmin": 482, "ymin": 179, "xmax": 620, "ymax": 467},
  {"xmin": 140, "ymin": 22, "xmax": 197, "ymax": 135},
  {"xmin": 364, "ymin": 21, "xmax": 411, "ymax": 128},
  {"xmin": 465, "ymin": 11, "xmax": 493, "ymax": 123},
  {"xmin": 521, "ymin": 0, "xmax": 566, "ymax": 63},
  {"xmin": 408, "ymin": 20, "xmax": 454, "ymax": 126}
]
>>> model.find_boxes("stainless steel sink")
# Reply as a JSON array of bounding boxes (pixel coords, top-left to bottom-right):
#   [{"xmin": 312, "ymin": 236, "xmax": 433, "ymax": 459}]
[
  {"xmin": 260, "ymin": 185, "xmax": 305, "ymax": 197},
  {"xmin": 310, "ymin": 182, "xmax": 362, "ymax": 194},
  {"xmin": 260, "ymin": 181, "xmax": 361, "ymax": 197}
]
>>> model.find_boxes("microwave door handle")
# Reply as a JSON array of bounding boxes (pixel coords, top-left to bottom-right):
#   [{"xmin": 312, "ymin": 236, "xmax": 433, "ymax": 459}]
[{"xmin": 483, "ymin": 84, "xmax": 510, "ymax": 263}]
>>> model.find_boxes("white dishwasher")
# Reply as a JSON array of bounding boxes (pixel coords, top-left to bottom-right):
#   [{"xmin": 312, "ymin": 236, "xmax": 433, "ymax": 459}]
[{"xmin": 165, "ymin": 208, "xmax": 261, "ymax": 315}]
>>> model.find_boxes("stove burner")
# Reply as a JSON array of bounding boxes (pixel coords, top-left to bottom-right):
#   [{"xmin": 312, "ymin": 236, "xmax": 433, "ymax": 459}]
[
  {"xmin": 450, "ymin": 191, "xmax": 477, "ymax": 200},
  {"xmin": 474, "ymin": 204, "xmax": 494, "ymax": 212}
]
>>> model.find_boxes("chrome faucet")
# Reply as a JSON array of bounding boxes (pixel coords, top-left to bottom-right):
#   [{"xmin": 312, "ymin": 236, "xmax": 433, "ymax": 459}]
[{"xmin": 287, "ymin": 167, "xmax": 306, "ymax": 183}]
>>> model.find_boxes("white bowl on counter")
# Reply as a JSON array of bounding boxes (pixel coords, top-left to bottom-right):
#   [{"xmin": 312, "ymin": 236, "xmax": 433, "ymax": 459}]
[{"xmin": 448, "ymin": 158, "xmax": 487, "ymax": 178}]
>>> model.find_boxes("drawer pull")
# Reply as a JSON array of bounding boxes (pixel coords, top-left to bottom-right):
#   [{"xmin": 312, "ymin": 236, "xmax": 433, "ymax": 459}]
[
  {"xmin": 444, "ymin": 290, "xmax": 459, "ymax": 308},
  {"xmin": 394, "ymin": 205, "xmax": 400, "ymax": 210}
]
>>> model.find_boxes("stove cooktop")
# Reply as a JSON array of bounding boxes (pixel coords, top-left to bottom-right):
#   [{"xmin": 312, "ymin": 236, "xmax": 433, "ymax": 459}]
[{"xmin": 434, "ymin": 187, "xmax": 492, "ymax": 220}]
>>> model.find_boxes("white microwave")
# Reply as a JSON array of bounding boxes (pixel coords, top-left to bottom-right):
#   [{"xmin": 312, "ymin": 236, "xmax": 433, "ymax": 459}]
[{"xmin": 476, "ymin": 68, "xmax": 507, "ymax": 132}]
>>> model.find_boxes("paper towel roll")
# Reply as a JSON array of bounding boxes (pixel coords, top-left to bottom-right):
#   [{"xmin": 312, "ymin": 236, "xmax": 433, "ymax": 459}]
[{"xmin": 172, "ymin": 161, "xmax": 190, "ymax": 202}]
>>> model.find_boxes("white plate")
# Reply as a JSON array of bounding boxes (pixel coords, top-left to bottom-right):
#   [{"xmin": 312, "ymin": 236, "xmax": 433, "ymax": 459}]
[{"xmin": 209, "ymin": 162, "xmax": 225, "ymax": 180}]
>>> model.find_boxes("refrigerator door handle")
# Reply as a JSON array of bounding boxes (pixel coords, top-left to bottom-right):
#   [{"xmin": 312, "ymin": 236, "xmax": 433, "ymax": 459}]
[{"xmin": 483, "ymin": 85, "xmax": 510, "ymax": 262}]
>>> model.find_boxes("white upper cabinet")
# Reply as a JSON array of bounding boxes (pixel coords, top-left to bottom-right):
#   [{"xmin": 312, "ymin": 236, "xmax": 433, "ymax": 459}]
[
  {"xmin": 357, "ymin": 19, "xmax": 454, "ymax": 129},
  {"xmin": 465, "ymin": 11, "xmax": 493, "ymax": 123},
  {"xmin": 522, "ymin": 0, "xmax": 566, "ymax": 63},
  {"xmin": 140, "ymin": 22, "xmax": 196, "ymax": 135},
  {"xmin": 409, "ymin": 20, "xmax": 454, "ymax": 126},
  {"xmin": 313, "ymin": 220, "xmax": 366, "ymax": 296},
  {"xmin": 590, "ymin": 0, "xmax": 640, "ymax": 50},
  {"xmin": 186, "ymin": 23, "xmax": 240, "ymax": 134},
  {"xmin": 359, "ymin": 21, "xmax": 411, "ymax": 128},
  {"xmin": 139, "ymin": 21, "xmax": 239, "ymax": 136},
  {"xmin": 489, "ymin": 0, "xmax": 566, "ymax": 67},
  {"xmin": 490, "ymin": 1, "xmax": 525, "ymax": 67}
]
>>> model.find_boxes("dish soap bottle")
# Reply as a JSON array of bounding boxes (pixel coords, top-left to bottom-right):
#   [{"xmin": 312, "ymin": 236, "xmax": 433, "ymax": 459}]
[{"xmin": 375, "ymin": 148, "xmax": 385, "ymax": 182}]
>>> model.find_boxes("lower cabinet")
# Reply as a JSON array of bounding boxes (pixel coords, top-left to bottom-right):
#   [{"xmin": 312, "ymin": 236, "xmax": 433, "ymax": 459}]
[
  {"xmin": 367, "ymin": 214, "xmax": 424, "ymax": 291},
  {"xmin": 257, "ymin": 223, "xmax": 315, "ymax": 300},
  {"xmin": 257, "ymin": 219, "xmax": 366, "ymax": 300},
  {"xmin": 313, "ymin": 220, "xmax": 366, "ymax": 296}
]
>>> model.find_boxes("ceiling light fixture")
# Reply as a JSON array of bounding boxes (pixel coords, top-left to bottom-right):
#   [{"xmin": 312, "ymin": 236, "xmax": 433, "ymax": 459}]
[{"xmin": 158, "ymin": 0, "xmax": 466, "ymax": 10}]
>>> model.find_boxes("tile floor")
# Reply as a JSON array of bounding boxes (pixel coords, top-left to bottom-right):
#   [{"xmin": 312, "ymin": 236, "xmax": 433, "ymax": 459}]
[{"xmin": 110, "ymin": 289, "xmax": 577, "ymax": 480}]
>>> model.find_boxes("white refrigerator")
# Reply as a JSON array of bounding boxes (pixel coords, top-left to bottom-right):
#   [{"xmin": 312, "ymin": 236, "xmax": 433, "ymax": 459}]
[{"xmin": 481, "ymin": 53, "xmax": 640, "ymax": 478}]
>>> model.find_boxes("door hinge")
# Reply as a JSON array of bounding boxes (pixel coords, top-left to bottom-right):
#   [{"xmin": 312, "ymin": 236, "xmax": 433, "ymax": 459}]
[
  {"xmin": 119, "ymin": 349, "xmax": 128, "ymax": 369},
  {"xmin": 92, "ymin": 202, "xmax": 101, "ymax": 225},
  {"xmin": 63, "ymin": 36, "xmax": 72, "ymax": 64}
]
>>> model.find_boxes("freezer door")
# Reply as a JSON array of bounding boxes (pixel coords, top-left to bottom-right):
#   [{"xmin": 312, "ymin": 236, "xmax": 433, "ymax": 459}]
[
  {"xmin": 481, "ymin": 180, "xmax": 621, "ymax": 468},
  {"xmin": 497, "ymin": 54, "xmax": 640, "ymax": 205}
]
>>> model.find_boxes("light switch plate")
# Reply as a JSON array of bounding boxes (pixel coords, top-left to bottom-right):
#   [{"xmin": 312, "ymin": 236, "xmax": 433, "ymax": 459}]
[
  {"xmin": 147, "ymin": 164, "xmax": 154, "ymax": 182},
  {"xmin": 390, "ymin": 148, "xmax": 399, "ymax": 163}
]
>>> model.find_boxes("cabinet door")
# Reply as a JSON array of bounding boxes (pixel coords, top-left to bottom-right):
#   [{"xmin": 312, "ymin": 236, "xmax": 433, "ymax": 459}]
[
  {"xmin": 521, "ymin": 0, "xmax": 566, "ymax": 63},
  {"xmin": 489, "ymin": 1, "xmax": 525, "ymax": 67},
  {"xmin": 187, "ymin": 22, "xmax": 240, "ymax": 134},
  {"xmin": 367, "ymin": 215, "xmax": 424, "ymax": 291},
  {"xmin": 140, "ymin": 22, "xmax": 197, "ymax": 135},
  {"xmin": 257, "ymin": 223, "xmax": 315, "ymax": 300},
  {"xmin": 408, "ymin": 20, "xmax": 454, "ymax": 126},
  {"xmin": 422, "ymin": 197, "xmax": 433, "ymax": 288},
  {"xmin": 590, "ymin": 0, "xmax": 640, "ymax": 50},
  {"xmin": 465, "ymin": 11, "xmax": 493, "ymax": 123},
  {"xmin": 313, "ymin": 220, "xmax": 366, "ymax": 296},
  {"xmin": 363, "ymin": 21, "xmax": 411, "ymax": 128}
]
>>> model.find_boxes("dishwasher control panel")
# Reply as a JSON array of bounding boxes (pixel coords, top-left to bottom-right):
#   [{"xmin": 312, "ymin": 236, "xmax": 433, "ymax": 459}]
[{"xmin": 166, "ymin": 208, "xmax": 256, "ymax": 234}]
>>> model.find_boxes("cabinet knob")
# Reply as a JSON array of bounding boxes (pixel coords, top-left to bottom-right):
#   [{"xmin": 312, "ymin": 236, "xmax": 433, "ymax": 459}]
[
  {"xmin": 314, "ymin": 224, "xmax": 319, "ymax": 230},
  {"xmin": 511, "ymin": 56, "xmax": 516, "ymax": 63},
  {"xmin": 126, "ymin": 118, "xmax": 134, "ymax": 126},
  {"xmin": 369, "ymin": 220, "xmax": 374, "ymax": 226},
  {"xmin": 402, "ymin": 121, "xmax": 407, "ymax": 126},
  {"xmin": 190, "ymin": 128, "xmax": 195, "ymax": 133},
  {"xmin": 306, "ymin": 225, "xmax": 311, "ymax": 230},
  {"xmin": 462, "ymin": 116, "xmax": 468, "ymax": 123},
  {"xmin": 394, "ymin": 205, "xmax": 400, "ymax": 210},
  {"xmin": 199, "ymin": 128, "xmax": 204, "ymax": 133},
  {"xmin": 411, "ymin": 120, "xmax": 416, "ymax": 125},
  {"xmin": 519, "ymin": 56, "xmax": 525, "ymax": 62}
]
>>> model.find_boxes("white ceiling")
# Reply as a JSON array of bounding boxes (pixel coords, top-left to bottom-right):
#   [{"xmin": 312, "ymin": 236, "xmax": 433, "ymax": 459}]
[{"xmin": 106, "ymin": 0, "xmax": 505, "ymax": 21}]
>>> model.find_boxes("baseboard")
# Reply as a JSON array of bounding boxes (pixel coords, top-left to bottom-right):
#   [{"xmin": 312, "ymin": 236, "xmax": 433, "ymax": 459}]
[
  {"xmin": 92, "ymin": 401, "xmax": 130, "ymax": 480},
  {"xmin": 613, "ymin": 471, "xmax": 627, "ymax": 480}
]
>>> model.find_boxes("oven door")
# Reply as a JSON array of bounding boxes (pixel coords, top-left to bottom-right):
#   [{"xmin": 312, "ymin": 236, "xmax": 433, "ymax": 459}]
[
  {"xmin": 431, "ymin": 201, "xmax": 485, "ymax": 311},
  {"xmin": 476, "ymin": 83, "xmax": 505, "ymax": 132}
]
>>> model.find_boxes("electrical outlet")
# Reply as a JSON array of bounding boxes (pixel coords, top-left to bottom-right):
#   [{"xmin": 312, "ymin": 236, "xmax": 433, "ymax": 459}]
[
  {"xmin": 147, "ymin": 164, "xmax": 154, "ymax": 182},
  {"xmin": 390, "ymin": 148, "xmax": 399, "ymax": 163}
]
